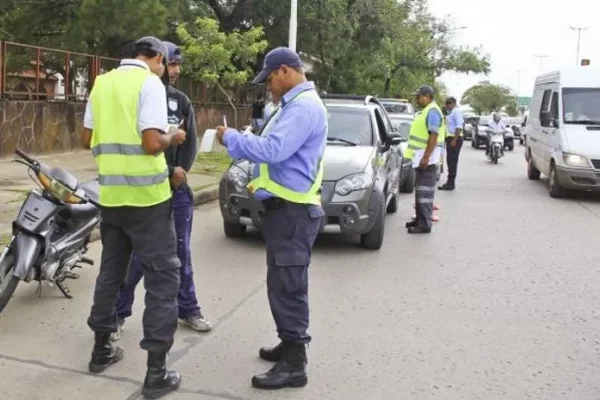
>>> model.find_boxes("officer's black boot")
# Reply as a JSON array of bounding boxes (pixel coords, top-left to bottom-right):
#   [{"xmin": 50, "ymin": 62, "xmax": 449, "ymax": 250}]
[
  {"xmin": 260, "ymin": 341, "xmax": 308, "ymax": 363},
  {"xmin": 141, "ymin": 351, "xmax": 181, "ymax": 399},
  {"xmin": 259, "ymin": 341, "xmax": 285, "ymax": 362},
  {"xmin": 88, "ymin": 332, "xmax": 124, "ymax": 373},
  {"xmin": 252, "ymin": 343, "xmax": 308, "ymax": 389},
  {"xmin": 438, "ymin": 178, "xmax": 455, "ymax": 191}
]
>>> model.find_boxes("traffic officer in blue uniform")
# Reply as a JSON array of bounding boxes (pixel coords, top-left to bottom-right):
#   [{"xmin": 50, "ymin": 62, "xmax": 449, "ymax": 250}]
[
  {"xmin": 112, "ymin": 41, "xmax": 212, "ymax": 342},
  {"xmin": 216, "ymin": 47, "xmax": 327, "ymax": 390}
]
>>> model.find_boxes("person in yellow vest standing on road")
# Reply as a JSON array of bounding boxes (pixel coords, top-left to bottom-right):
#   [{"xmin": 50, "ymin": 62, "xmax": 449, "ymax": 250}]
[
  {"xmin": 81, "ymin": 36, "xmax": 185, "ymax": 399},
  {"xmin": 404, "ymin": 85, "xmax": 445, "ymax": 234},
  {"xmin": 216, "ymin": 47, "xmax": 327, "ymax": 390}
]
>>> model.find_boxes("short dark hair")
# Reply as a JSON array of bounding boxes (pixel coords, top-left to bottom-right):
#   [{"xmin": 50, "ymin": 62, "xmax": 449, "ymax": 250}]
[{"xmin": 445, "ymin": 96, "xmax": 457, "ymax": 105}]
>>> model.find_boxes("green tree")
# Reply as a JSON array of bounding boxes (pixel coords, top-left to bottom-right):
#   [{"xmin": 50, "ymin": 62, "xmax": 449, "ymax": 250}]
[
  {"xmin": 462, "ymin": 81, "xmax": 514, "ymax": 115},
  {"xmin": 504, "ymin": 99, "xmax": 519, "ymax": 116},
  {"xmin": 176, "ymin": 17, "xmax": 268, "ymax": 126}
]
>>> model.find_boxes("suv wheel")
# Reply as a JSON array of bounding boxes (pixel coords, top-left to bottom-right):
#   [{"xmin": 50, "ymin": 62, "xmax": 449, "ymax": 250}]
[
  {"xmin": 223, "ymin": 221, "xmax": 247, "ymax": 237},
  {"xmin": 360, "ymin": 195, "xmax": 385, "ymax": 250},
  {"xmin": 400, "ymin": 167, "xmax": 415, "ymax": 193}
]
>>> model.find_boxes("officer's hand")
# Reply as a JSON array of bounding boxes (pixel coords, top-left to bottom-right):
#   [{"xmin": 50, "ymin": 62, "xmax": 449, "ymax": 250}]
[
  {"xmin": 170, "ymin": 167, "xmax": 186, "ymax": 188},
  {"xmin": 171, "ymin": 129, "xmax": 187, "ymax": 145},
  {"xmin": 216, "ymin": 126, "xmax": 228, "ymax": 145},
  {"xmin": 419, "ymin": 156, "xmax": 429, "ymax": 169}
]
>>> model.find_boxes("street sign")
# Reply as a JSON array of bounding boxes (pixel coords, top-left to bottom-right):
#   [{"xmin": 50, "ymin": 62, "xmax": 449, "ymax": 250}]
[
  {"xmin": 581, "ymin": 59, "xmax": 590, "ymax": 66},
  {"xmin": 517, "ymin": 97, "xmax": 532, "ymax": 107}
]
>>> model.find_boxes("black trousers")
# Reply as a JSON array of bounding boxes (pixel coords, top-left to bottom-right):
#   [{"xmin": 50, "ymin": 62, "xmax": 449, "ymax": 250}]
[
  {"xmin": 261, "ymin": 200, "xmax": 324, "ymax": 345},
  {"xmin": 445, "ymin": 136, "xmax": 463, "ymax": 181},
  {"xmin": 87, "ymin": 199, "xmax": 181, "ymax": 353}
]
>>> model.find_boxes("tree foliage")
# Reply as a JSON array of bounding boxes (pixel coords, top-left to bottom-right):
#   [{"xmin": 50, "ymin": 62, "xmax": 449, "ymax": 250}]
[
  {"xmin": 0, "ymin": 0, "xmax": 492, "ymax": 100},
  {"xmin": 462, "ymin": 81, "xmax": 515, "ymax": 115}
]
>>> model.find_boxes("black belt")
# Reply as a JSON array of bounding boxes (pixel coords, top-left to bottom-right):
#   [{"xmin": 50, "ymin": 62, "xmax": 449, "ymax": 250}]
[{"xmin": 262, "ymin": 197, "xmax": 316, "ymax": 211}]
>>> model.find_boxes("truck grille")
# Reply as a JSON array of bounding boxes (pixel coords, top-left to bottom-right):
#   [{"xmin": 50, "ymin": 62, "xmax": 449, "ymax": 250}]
[{"xmin": 591, "ymin": 160, "xmax": 600, "ymax": 170}]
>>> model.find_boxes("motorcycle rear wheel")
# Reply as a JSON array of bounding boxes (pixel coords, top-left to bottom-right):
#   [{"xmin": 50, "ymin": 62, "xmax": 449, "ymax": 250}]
[{"xmin": 0, "ymin": 251, "xmax": 19, "ymax": 315}]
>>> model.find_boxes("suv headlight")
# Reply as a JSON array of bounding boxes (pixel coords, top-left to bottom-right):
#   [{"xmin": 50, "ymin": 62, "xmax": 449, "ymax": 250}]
[
  {"xmin": 227, "ymin": 166, "xmax": 249, "ymax": 191},
  {"xmin": 335, "ymin": 173, "xmax": 373, "ymax": 196},
  {"xmin": 563, "ymin": 153, "xmax": 590, "ymax": 168}
]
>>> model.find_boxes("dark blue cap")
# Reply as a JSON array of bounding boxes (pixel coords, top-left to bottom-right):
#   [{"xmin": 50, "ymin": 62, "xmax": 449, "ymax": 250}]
[
  {"xmin": 254, "ymin": 47, "xmax": 303, "ymax": 83},
  {"xmin": 162, "ymin": 41, "xmax": 182, "ymax": 64}
]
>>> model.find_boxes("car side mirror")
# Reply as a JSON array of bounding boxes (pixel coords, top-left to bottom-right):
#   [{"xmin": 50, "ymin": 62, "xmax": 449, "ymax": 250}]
[{"xmin": 389, "ymin": 133, "xmax": 404, "ymax": 145}]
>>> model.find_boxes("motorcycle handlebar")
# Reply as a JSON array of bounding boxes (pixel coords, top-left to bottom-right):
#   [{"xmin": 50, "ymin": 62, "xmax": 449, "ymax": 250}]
[{"xmin": 15, "ymin": 148, "xmax": 36, "ymax": 165}]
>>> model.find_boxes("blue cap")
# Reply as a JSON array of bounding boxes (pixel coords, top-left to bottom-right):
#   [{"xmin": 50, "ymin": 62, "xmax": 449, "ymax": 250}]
[
  {"xmin": 162, "ymin": 41, "xmax": 182, "ymax": 63},
  {"xmin": 254, "ymin": 47, "xmax": 303, "ymax": 83}
]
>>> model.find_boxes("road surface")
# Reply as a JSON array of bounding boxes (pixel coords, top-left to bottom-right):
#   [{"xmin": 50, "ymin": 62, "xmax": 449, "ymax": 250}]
[{"xmin": 2, "ymin": 145, "xmax": 600, "ymax": 400}]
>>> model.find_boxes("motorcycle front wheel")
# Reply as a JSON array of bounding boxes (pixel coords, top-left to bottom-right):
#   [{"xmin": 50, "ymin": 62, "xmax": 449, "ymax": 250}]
[{"xmin": 0, "ymin": 249, "xmax": 19, "ymax": 315}]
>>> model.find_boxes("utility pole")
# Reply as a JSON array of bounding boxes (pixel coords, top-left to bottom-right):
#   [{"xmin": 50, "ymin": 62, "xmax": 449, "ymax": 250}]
[
  {"xmin": 534, "ymin": 54, "xmax": 548, "ymax": 72},
  {"xmin": 289, "ymin": 0, "xmax": 298, "ymax": 52},
  {"xmin": 570, "ymin": 26, "xmax": 589, "ymax": 66}
]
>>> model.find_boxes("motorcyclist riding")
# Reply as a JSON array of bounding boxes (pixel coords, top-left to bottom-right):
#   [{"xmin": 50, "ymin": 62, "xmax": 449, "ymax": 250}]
[{"xmin": 486, "ymin": 112, "xmax": 506, "ymax": 156}]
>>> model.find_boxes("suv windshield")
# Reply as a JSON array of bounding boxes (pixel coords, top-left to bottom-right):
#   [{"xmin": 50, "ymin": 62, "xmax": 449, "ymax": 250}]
[
  {"xmin": 327, "ymin": 107, "xmax": 373, "ymax": 145},
  {"xmin": 381, "ymin": 101, "xmax": 414, "ymax": 115},
  {"xmin": 563, "ymin": 88, "xmax": 600, "ymax": 125}
]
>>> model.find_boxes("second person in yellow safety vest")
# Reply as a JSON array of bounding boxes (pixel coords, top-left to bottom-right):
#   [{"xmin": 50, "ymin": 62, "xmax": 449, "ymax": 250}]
[
  {"xmin": 404, "ymin": 84, "xmax": 445, "ymax": 234},
  {"xmin": 81, "ymin": 36, "xmax": 185, "ymax": 398},
  {"xmin": 216, "ymin": 47, "xmax": 327, "ymax": 391}
]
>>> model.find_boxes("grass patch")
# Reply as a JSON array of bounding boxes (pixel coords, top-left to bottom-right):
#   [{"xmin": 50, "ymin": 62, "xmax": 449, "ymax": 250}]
[
  {"xmin": 6, "ymin": 189, "xmax": 29, "ymax": 204},
  {"xmin": 0, "ymin": 233, "xmax": 12, "ymax": 248},
  {"xmin": 193, "ymin": 152, "xmax": 232, "ymax": 177}
]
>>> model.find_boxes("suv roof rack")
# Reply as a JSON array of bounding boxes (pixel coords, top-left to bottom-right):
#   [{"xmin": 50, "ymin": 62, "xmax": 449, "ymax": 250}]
[{"xmin": 321, "ymin": 93, "xmax": 382, "ymax": 107}]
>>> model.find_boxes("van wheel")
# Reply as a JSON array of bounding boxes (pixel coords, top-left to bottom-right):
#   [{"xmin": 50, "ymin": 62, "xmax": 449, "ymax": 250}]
[
  {"xmin": 549, "ymin": 163, "xmax": 566, "ymax": 198},
  {"xmin": 223, "ymin": 221, "xmax": 247, "ymax": 237},
  {"xmin": 527, "ymin": 156, "xmax": 541, "ymax": 180},
  {"xmin": 360, "ymin": 195, "xmax": 385, "ymax": 250}
]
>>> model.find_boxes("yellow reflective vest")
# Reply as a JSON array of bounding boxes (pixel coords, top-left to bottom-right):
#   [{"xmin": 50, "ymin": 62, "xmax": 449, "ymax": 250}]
[
  {"xmin": 247, "ymin": 90, "xmax": 326, "ymax": 205},
  {"xmin": 405, "ymin": 101, "xmax": 446, "ymax": 160},
  {"xmin": 90, "ymin": 68, "xmax": 171, "ymax": 207}
]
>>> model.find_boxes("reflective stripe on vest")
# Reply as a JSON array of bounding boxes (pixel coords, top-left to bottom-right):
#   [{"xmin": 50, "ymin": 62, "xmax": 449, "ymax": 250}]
[
  {"xmin": 90, "ymin": 68, "xmax": 172, "ymax": 207},
  {"xmin": 247, "ymin": 90, "xmax": 326, "ymax": 205},
  {"xmin": 405, "ymin": 101, "xmax": 446, "ymax": 159}
]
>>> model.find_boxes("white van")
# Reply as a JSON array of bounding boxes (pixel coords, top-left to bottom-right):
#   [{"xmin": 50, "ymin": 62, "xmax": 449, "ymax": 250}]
[{"xmin": 525, "ymin": 67, "xmax": 600, "ymax": 198}]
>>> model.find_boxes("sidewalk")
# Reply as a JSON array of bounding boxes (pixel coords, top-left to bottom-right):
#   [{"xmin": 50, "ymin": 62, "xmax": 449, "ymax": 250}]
[{"xmin": 0, "ymin": 150, "xmax": 228, "ymax": 244}]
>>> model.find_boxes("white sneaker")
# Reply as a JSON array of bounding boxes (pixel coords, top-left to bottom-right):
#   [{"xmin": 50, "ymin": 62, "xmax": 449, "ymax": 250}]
[
  {"xmin": 179, "ymin": 314, "xmax": 212, "ymax": 332},
  {"xmin": 110, "ymin": 318, "xmax": 126, "ymax": 342}
]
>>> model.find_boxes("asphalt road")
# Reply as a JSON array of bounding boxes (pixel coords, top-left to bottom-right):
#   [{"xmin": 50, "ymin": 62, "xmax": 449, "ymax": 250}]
[{"xmin": 2, "ymin": 144, "xmax": 600, "ymax": 400}]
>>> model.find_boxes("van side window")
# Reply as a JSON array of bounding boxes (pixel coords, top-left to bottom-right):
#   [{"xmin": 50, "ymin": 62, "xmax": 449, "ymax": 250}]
[
  {"xmin": 540, "ymin": 89, "xmax": 552, "ymax": 127},
  {"xmin": 550, "ymin": 92, "xmax": 559, "ymax": 120}
]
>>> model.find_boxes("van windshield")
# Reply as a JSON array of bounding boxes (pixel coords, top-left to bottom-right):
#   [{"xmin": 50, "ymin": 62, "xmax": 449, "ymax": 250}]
[{"xmin": 562, "ymin": 88, "xmax": 600, "ymax": 125}]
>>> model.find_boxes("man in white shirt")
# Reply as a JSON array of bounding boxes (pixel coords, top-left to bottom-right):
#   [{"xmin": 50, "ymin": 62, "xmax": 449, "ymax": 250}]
[{"xmin": 486, "ymin": 112, "xmax": 506, "ymax": 156}]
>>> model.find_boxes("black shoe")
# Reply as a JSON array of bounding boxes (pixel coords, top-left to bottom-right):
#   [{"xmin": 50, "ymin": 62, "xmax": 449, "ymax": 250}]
[
  {"xmin": 405, "ymin": 219, "xmax": 418, "ymax": 228},
  {"xmin": 88, "ymin": 332, "xmax": 124, "ymax": 374},
  {"xmin": 252, "ymin": 343, "xmax": 308, "ymax": 390},
  {"xmin": 438, "ymin": 181, "xmax": 455, "ymax": 191},
  {"xmin": 407, "ymin": 226, "xmax": 432, "ymax": 234},
  {"xmin": 141, "ymin": 352, "xmax": 181, "ymax": 399}
]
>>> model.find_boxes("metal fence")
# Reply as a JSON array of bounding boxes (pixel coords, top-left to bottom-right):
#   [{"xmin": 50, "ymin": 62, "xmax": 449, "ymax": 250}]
[{"xmin": 0, "ymin": 41, "xmax": 260, "ymax": 106}]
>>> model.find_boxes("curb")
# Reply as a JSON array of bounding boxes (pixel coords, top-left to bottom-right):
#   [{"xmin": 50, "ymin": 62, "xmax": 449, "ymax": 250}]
[{"xmin": 4, "ymin": 184, "xmax": 220, "ymax": 245}]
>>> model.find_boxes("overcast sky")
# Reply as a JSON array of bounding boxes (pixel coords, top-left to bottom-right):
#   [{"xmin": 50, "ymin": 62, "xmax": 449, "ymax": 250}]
[{"xmin": 428, "ymin": 0, "xmax": 599, "ymax": 104}]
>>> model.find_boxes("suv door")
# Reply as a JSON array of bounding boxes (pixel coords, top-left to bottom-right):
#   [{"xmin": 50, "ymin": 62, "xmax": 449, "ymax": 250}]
[{"xmin": 374, "ymin": 108, "xmax": 398, "ymax": 195}]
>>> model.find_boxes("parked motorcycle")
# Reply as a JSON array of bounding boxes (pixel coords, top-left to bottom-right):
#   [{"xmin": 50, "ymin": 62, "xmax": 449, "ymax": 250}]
[
  {"xmin": 487, "ymin": 128, "xmax": 504, "ymax": 164},
  {"xmin": 0, "ymin": 149, "xmax": 101, "ymax": 314}
]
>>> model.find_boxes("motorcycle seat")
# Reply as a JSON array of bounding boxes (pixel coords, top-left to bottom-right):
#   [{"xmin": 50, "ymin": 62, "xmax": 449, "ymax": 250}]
[
  {"xmin": 59, "ymin": 179, "xmax": 100, "ymax": 221},
  {"xmin": 80, "ymin": 179, "xmax": 99, "ymax": 204}
]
